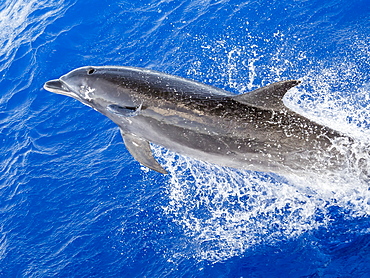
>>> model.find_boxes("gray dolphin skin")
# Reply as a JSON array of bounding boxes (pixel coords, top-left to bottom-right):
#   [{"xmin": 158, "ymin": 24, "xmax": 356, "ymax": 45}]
[{"xmin": 44, "ymin": 66, "xmax": 349, "ymax": 175}]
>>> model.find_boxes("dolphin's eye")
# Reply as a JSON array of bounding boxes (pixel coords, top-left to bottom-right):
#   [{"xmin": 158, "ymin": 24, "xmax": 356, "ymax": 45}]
[{"xmin": 87, "ymin": 68, "xmax": 96, "ymax": 75}]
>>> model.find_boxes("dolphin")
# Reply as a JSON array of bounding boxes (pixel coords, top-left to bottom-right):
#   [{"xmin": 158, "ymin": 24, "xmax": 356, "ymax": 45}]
[{"xmin": 44, "ymin": 66, "xmax": 350, "ymax": 175}]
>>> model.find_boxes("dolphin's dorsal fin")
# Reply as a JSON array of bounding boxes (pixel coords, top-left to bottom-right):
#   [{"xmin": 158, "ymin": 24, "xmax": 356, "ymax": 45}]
[
  {"xmin": 232, "ymin": 80, "xmax": 301, "ymax": 110},
  {"xmin": 120, "ymin": 130, "xmax": 167, "ymax": 174}
]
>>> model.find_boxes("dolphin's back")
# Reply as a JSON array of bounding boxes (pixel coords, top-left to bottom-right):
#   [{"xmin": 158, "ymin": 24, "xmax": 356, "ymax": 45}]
[{"xmin": 99, "ymin": 66, "xmax": 233, "ymax": 98}]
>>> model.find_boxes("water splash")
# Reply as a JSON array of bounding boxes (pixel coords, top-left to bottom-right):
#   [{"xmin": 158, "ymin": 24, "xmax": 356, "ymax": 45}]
[
  {"xmin": 154, "ymin": 141, "xmax": 369, "ymax": 262},
  {"xmin": 153, "ymin": 33, "xmax": 370, "ymax": 262}
]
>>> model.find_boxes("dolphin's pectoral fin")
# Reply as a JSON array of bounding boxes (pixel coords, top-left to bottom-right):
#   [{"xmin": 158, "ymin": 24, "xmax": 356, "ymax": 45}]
[
  {"xmin": 120, "ymin": 130, "xmax": 167, "ymax": 174},
  {"xmin": 232, "ymin": 80, "xmax": 301, "ymax": 110},
  {"xmin": 108, "ymin": 103, "xmax": 142, "ymax": 117}
]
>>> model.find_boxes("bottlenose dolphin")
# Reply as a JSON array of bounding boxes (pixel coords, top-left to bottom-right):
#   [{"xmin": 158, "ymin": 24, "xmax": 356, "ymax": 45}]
[{"xmin": 44, "ymin": 66, "xmax": 350, "ymax": 175}]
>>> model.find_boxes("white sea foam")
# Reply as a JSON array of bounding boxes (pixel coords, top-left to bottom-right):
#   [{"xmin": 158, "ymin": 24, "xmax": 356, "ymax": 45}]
[{"xmin": 154, "ymin": 142, "xmax": 369, "ymax": 262}]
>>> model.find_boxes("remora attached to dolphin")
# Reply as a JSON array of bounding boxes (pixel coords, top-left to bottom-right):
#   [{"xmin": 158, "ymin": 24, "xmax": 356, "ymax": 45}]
[{"xmin": 44, "ymin": 66, "xmax": 350, "ymax": 175}]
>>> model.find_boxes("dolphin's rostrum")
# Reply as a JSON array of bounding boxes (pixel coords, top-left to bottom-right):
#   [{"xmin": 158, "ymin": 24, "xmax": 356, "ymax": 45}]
[{"xmin": 44, "ymin": 66, "xmax": 349, "ymax": 175}]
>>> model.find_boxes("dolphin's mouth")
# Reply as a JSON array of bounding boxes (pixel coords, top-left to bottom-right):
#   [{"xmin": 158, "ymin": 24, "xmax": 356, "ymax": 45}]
[{"xmin": 43, "ymin": 79, "xmax": 74, "ymax": 97}]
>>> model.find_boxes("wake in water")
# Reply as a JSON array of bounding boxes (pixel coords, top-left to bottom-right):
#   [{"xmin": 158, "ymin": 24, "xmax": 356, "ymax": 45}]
[{"xmin": 0, "ymin": 0, "xmax": 68, "ymax": 73}]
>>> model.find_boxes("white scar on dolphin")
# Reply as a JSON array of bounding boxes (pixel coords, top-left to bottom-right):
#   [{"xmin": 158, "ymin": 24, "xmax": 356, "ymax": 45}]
[{"xmin": 43, "ymin": 66, "xmax": 368, "ymax": 179}]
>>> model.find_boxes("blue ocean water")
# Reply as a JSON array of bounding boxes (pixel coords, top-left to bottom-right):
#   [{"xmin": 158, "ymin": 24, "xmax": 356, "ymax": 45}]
[{"xmin": 1, "ymin": 0, "xmax": 370, "ymax": 277}]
